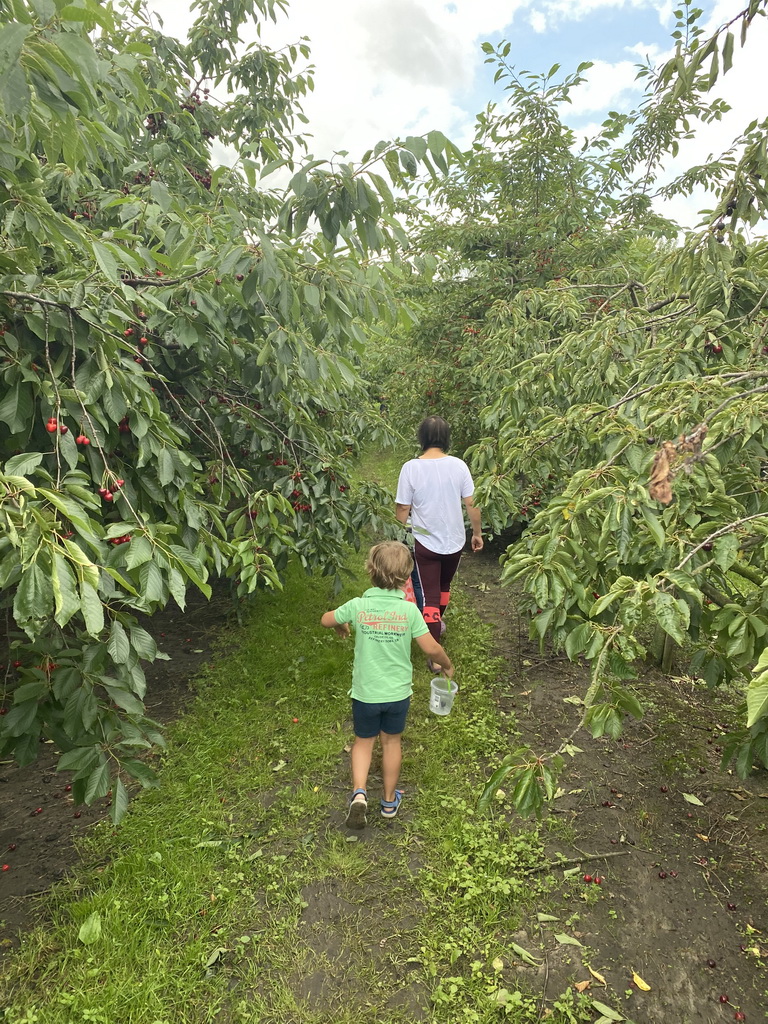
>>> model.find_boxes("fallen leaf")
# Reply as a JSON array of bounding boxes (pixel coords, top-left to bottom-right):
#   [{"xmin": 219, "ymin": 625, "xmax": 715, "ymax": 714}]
[
  {"xmin": 591, "ymin": 999, "xmax": 625, "ymax": 1021},
  {"xmin": 574, "ymin": 980, "xmax": 591, "ymax": 992},
  {"xmin": 730, "ymin": 791, "xmax": 747, "ymax": 801},
  {"xmin": 271, "ymin": 760, "xmax": 286, "ymax": 772},
  {"xmin": 632, "ymin": 971, "xmax": 651, "ymax": 991},
  {"xmin": 682, "ymin": 793, "xmax": 704, "ymax": 806},
  {"xmin": 695, "ymin": 833, "xmax": 710, "ymax": 842},
  {"xmin": 511, "ymin": 942, "xmax": 542, "ymax": 966},
  {"xmin": 537, "ymin": 913, "xmax": 559, "ymax": 923},
  {"xmin": 492, "ymin": 957, "xmax": 504, "ymax": 972},
  {"xmin": 588, "ymin": 966, "xmax": 607, "ymax": 985},
  {"xmin": 77, "ymin": 912, "xmax": 101, "ymax": 946},
  {"xmin": 555, "ymin": 933, "xmax": 583, "ymax": 947},
  {"xmin": 205, "ymin": 946, "xmax": 227, "ymax": 968}
]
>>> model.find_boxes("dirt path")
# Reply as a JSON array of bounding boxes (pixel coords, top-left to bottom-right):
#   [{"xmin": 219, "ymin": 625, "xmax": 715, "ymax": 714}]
[{"xmin": 459, "ymin": 540, "xmax": 768, "ymax": 1024}]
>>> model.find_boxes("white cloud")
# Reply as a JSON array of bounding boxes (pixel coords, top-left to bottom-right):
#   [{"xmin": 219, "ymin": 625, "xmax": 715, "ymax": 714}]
[
  {"xmin": 529, "ymin": 10, "xmax": 547, "ymax": 33},
  {"xmin": 565, "ymin": 59, "xmax": 643, "ymax": 116}
]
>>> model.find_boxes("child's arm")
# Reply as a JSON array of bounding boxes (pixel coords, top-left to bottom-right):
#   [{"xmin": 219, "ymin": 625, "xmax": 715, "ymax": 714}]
[
  {"xmin": 321, "ymin": 610, "xmax": 351, "ymax": 638},
  {"xmin": 415, "ymin": 634, "xmax": 454, "ymax": 678}
]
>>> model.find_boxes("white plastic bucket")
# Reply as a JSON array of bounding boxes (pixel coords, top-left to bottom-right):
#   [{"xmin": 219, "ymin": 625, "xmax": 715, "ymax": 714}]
[{"xmin": 429, "ymin": 677, "xmax": 458, "ymax": 716}]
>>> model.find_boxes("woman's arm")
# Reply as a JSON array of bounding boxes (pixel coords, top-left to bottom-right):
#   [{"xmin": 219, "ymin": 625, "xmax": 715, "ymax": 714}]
[
  {"xmin": 395, "ymin": 502, "xmax": 411, "ymax": 525},
  {"xmin": 463, "ymin": 496, "xmax": 483, "ymax": 552}
]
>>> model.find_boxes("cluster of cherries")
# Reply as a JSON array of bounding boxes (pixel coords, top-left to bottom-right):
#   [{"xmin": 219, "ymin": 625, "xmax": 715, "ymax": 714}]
[{"xmin": 97, "ymin": 479, "xmax": 124, "ymax": 503}]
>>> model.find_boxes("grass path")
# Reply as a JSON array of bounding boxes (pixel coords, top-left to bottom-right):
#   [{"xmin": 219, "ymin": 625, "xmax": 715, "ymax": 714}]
[
  {"xmin": 2, "ymin": 558, "xmax": 568, "ymax": 1024},
  {"xmin": 2, "ymin": 448, "xmax": 597, "ymax": 1023}
]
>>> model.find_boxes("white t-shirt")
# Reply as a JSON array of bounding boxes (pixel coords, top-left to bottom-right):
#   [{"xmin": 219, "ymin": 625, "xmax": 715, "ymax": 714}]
[{"xmin": 396, "ymin": 455, "xmax": 474, "ymax": 555}]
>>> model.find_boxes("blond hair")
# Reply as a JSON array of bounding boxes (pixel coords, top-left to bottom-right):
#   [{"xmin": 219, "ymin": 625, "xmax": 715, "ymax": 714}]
[{"xmin": 366, "ymin": 541, "xmax": 413, "ymax": 590}]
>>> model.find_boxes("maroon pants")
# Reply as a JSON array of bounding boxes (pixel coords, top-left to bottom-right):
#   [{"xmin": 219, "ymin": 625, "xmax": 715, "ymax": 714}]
[{"xmin": 413, "ymin": 540, "xmax": 463, "ymax": 642}]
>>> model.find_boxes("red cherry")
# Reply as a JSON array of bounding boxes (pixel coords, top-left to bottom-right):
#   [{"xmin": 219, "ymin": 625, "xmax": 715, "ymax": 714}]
[
  {"xmin": 236, "ymin": 273, "xmax": 244, "ymax": 281},
  {"xmin": 59, "ymin": 424, "xmax": 68, "ymax": 434},
  {"xmin": 660, "ymin": 785, "xmax": 668, "ymax": 793},
  {"xmin": 114, "ymin": 479, "xmax": 124, "ymax": 488},
  {"xmin": 46, "ymin": 419, "xmax": 58, "ymax": 432},
  {"xmin": 292, "ymin": 717, "xmax": 299, "ymax": 723},
  {"xmin": 103, "ymin": 491, "xmax": 114, "ymax": 502},
  {"xmin": 593, "ymin": 876, "xmax": 603, "ymax": 885},
  {"xmin": 1, "ymin": 865, "xmax": 9, "ymax": 872},
  {"xmin": 719, "ymin": 995, "xmax": 729, "ymax": 1003},
  {"xmin": 64, "ymin": 785, "xmax": 72, "ymax": 792},
  {"xmin": 658, "ymin": 871, "xmax": 667, "ymax": 879},
  {"xmin": 583, "ymin": 874, "xmax": 592, "ymax": 883},
  {"xmin": 734, "ymin": 1013, "xmax": 745, "ymax": 1021},
  {"xmin": 139, "ymin": 337, "xmax": 149, "ymax": 345},
  {"xmin": 123, "ymin": 329, "xmax": 134, "ymax": 337},
  {"xmin": 73, "ymin": 811, "xmax": 81, "ymax": 818},
  {"xmin": 7, "ymin": 843, "xmax": 16, "ymax": 851}
]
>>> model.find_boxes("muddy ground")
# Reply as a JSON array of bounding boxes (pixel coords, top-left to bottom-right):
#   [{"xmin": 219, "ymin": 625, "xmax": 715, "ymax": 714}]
[
  {"xmin": 460, "ymin": 538, "xmax": 768, "ymax": 1024},
  {"xmin": 1, "ymin": 545, "xmax": 767, "ymax": 1023}
]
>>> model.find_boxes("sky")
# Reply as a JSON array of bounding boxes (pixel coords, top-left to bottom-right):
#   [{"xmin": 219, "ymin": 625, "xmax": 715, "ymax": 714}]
[{"xmin": 148, "ymin": 0, "xmax": 767, "ymax": 229}]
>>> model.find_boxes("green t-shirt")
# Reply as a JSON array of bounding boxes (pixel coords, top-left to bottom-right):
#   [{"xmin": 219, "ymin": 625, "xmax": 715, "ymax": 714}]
[{"xmin": 334, "ymin": 587, "xmax": 429, "ymax": 703}]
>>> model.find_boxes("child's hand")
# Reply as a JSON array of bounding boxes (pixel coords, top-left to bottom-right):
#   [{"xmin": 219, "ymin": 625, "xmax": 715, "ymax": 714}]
[{"xmin": 334, "ymin": 623, "xmax": 351, "ymax": 639}]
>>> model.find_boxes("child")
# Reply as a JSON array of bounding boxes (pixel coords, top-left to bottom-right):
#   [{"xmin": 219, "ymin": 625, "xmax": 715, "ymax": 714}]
[{"xmin": 321, "ymin": 540, "xmax": 454, "ymax": 828}]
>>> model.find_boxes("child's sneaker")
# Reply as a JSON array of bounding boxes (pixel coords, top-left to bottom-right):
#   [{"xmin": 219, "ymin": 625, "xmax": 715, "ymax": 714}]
[{"xmin": 345, "ymin": 789, "xmax": 367, "ymax": 828}]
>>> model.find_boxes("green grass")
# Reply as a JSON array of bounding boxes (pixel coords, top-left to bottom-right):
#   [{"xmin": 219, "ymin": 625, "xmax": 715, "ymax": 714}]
[{"xmin": 0, "ymin": 551, "xmax": 607, "ymax": 1024}]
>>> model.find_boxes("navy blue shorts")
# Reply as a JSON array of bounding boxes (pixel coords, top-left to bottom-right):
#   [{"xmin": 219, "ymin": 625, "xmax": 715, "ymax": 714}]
[{"xmin": 352, "ymin": 697, "xmax": 411, "ymax": 738}]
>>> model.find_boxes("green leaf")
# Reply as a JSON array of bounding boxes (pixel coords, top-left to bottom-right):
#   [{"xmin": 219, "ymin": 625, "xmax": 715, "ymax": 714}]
[
  {"xmin": 746, "ymin": 681, "xmax": 768, "ymax": 728},
  {"xmin": 722, "ymin": 30, "xmax": 734, "ymax": 74},
  {"xmin": 78, "ymin": 911, "xmax": 102, "ymax": 946},
  {"xmin": 713, "ymin": 534, "xmax": 739, "ymax": 572},
  {"xmin": 591, "ymin": 1001, "xmax": 624, "ymax": 1022},
  {"xmin": 0, "ymin": 23, "xmax": 31, "ymax": 85},
  {"xmin": 139, "ymin": 560, "xmax": 165, "ymax": 604},
  {"xmin": 4, "ymin": 452, "xmax": 43, "ymax": 476},
  {"xmin": 107, "ymin": 619, "xmax": 130, "ymax": 664},
  {"xmin": 51, "ymin": 551, "xmax": 80, "ymax": 628},
  {"xmin": 652, "ymin": 591, "xmax": 689, "ymax": 645},
  {"xmin": 92, "ymin": 240, "xmax": 120, "ymax": 283},
  {"xmin": 554, "ymin": 933, "xmax": 583, "ymax": 946},
  {"xmin": 14, "ymin": 563, "xmax": 54, "ymax": 627},
  {"xmin": 110, "ymin": 776, "xmax": 129, "ymax": 824},
  {"xmin": 0, "ymin": 382, "xmax": 33, "ymax": 432},
  {"xmin": 129, "ymin": 625, "xmax": 157, "ymax": 661},
  {"xmin": 84, "ymin": 760, "xmax": 110, "ymax": 803},
  {"xmin": 682, "ymin": 792, "xmax": 704, "ymax": 805},
  {"xmin": 80, "ymin": 580, "xmax": 104, "ymax": 636},
  {"xmin": 641, "ymin": 506, "xmax": 665, "ymax": 548}
]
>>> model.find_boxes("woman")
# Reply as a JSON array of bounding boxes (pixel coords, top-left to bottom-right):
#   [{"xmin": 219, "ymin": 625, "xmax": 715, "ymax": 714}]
[{"xmin": 395, "ymin": 416, "xmax": 483, "ymax": 655}]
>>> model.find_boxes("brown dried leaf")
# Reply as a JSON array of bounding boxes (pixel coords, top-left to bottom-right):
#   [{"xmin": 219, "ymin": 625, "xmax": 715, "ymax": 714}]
[
  {"xmin": 648, "ymin": 442, "xmax": 676, "ymax": 504},
  {"xmin": 574, "ymin": 980, "xmax": 591, "ymax": 993}
]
